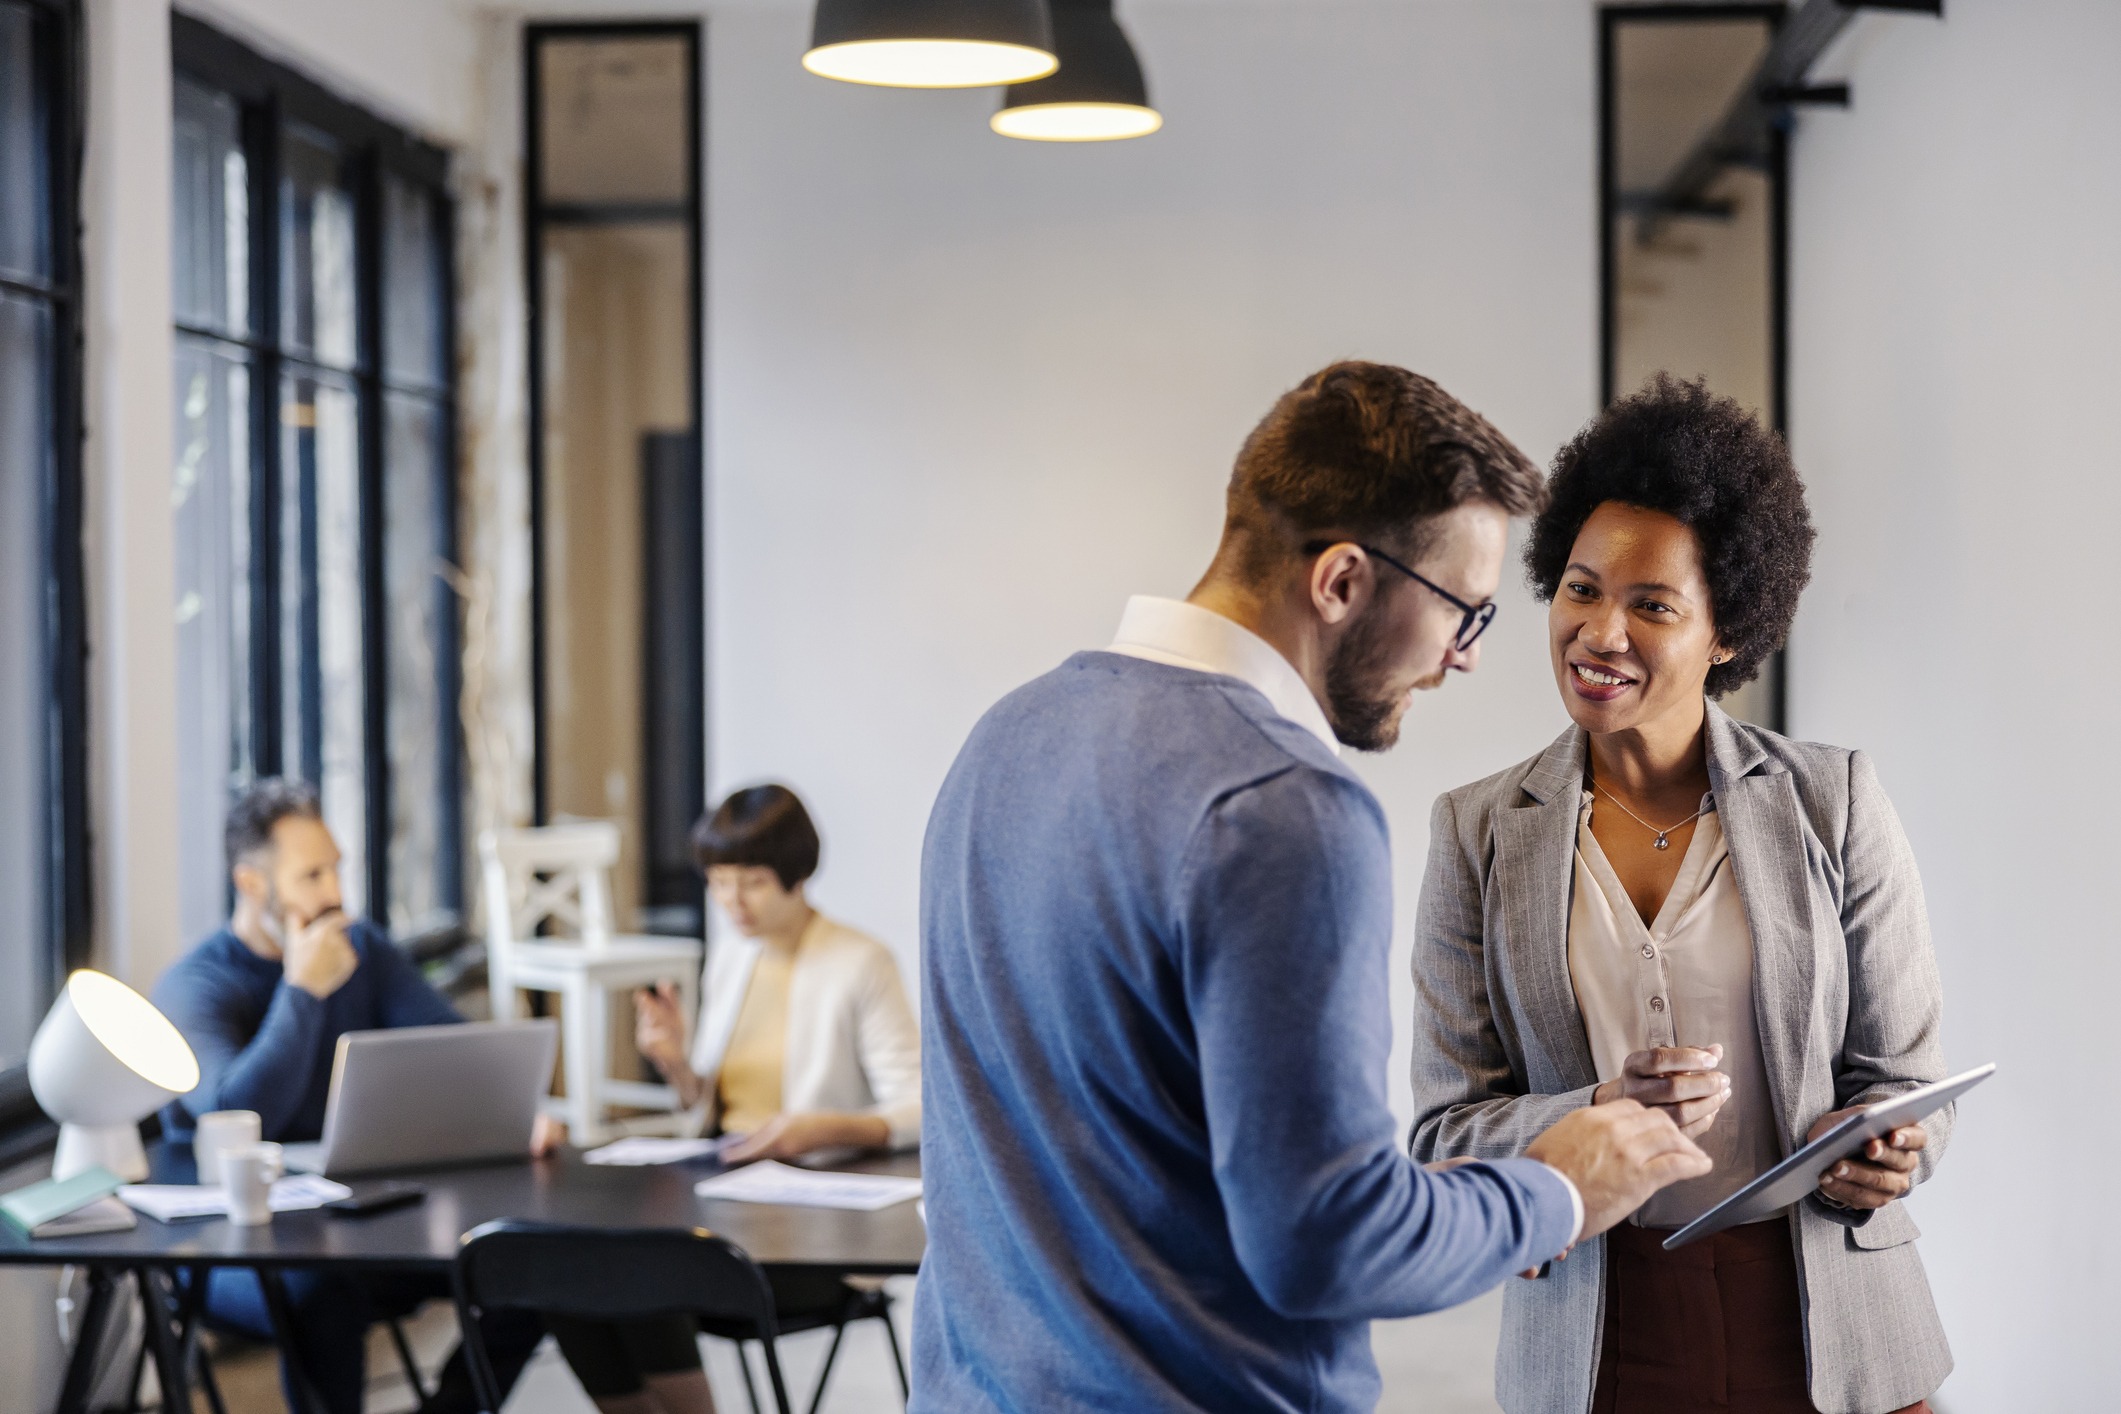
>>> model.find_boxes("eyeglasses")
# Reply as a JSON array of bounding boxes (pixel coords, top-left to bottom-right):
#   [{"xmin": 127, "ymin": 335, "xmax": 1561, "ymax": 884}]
[{"xmin": 1301, "ymin": 540, "xmax": 1498, "ymax": 652}]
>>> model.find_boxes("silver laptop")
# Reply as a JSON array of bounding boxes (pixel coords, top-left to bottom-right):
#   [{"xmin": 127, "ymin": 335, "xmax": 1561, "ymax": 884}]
[{"xmin": 284, "ymin": 1020, "xmax": 559, "ymax": 1178}]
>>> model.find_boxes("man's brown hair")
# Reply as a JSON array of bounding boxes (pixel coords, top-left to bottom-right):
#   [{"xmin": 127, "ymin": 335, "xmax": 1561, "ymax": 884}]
[{"xmin": 1224, "ymin": 360, "xmax": 1546, "ymax": 573}]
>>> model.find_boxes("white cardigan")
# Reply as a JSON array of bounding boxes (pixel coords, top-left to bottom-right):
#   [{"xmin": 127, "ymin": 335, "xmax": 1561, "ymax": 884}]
[{"xmin": 687, "ymin": 912, "xmax": 922, "ymax": 1149}]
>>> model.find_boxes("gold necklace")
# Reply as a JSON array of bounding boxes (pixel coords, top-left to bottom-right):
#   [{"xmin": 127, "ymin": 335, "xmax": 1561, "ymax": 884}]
[{"xmin": 1593, "ymin": 781, "xmax": 1710, "ymax": 852}]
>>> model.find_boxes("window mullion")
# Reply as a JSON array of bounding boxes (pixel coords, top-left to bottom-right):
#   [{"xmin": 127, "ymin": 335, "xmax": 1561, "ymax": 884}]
[
  {"xmin": 247, "ymin": 90, "xmax": 283, "ymax": 782},
  {"xmin": 44, "ymin": 0, "xmax": 91, "ymax": 980},
  {"xmin": 356, "ymin": 147, "xmax": 389, "ymax": 930}
]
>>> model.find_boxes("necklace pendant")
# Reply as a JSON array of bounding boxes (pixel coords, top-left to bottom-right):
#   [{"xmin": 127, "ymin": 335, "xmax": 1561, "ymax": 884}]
[{"xmin": 1653, "ymin": 834, "xmax": 1670, "ymax": 851}]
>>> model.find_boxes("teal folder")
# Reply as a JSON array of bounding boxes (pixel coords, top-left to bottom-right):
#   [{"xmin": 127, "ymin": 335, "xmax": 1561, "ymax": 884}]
[{"xmin": 0, "ymin": 1166, "xmax": 125, "ymax": 1237}]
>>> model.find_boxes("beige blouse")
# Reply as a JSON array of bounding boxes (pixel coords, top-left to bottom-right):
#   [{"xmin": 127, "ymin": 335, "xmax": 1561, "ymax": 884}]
[
  {"xmin": 716, "ymin": 938, "xmax": 797, "ymax": 1135},
  {"xmin": 1568, "ymin": 790, "xmax": 1783, "ymax": 1228}
]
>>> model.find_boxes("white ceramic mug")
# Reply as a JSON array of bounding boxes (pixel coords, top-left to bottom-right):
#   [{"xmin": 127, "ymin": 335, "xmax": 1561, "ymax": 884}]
[
  {"xmin": 194, "ymin": 1109, "xmax": 262, "ymax": 1187},
  {"xmin": 221, "ymin": 1142, "xmax": 285, "ymax": 1226}
]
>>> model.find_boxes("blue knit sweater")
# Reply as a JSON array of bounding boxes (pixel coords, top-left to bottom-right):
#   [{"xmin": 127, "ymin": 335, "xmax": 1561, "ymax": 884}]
[
  {"xmin": 912, "ymin": 652, "xmax": 1576, "ymax": 1413},
  {"xmin": 152, "ymin": 921, "xmax": 459, "ymax": 1143}
]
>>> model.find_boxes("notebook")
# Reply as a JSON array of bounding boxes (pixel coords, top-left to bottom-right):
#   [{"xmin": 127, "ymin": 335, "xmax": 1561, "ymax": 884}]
[{"xmin": 1, "ymin": 1167, "xmax": 135, "ymax": 1239}]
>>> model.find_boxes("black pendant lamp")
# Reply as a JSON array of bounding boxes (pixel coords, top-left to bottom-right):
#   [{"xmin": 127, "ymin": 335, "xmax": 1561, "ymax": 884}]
[
  {"xmin": 992, "ymin": 0, "xmax": 1160, "ymax": 141},
  {"xmin": 805, "ymin": 0, "xmax": 1059, "ymax": 89}
]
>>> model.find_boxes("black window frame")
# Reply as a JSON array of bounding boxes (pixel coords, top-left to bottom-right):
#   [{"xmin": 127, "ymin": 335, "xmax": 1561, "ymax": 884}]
[
  {"xmin": 172, "ymin": 14, "xmax": 465, "ymax": 948},
  {"xmin": 523, "ymin": 21, "xmax": 708, "ymax": 926},
  {"xmin": 0, "ymin": 0, "xmax": 90, "ymax": 1145}
]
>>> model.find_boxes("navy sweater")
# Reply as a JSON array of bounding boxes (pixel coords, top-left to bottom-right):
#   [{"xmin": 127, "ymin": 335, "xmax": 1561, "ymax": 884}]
[
  {"xmin": 912, "ymin": 652, "xmax": 1577, "ymax": 1413},
  {"xmin": 152, "ymin": 921, "xmax": 460, "ymax": 1143}
]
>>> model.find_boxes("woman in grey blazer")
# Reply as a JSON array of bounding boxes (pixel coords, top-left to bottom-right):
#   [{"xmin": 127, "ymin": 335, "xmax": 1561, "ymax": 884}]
[{"xmin": 1410, "ymin": 378, "xmax": 1951, "ymax": 1414}]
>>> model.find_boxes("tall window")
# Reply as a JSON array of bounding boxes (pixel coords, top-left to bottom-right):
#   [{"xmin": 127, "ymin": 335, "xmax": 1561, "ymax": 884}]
[
  {"xmin": 172, "ymin": 18, "xmax": 462, "ymax": 946},
  {"xmin": 0, "ymin": 0, "xmax": 87, "ymax": 1095}
]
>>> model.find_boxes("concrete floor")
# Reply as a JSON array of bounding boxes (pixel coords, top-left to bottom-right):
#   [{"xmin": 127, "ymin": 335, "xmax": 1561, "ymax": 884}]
[{"xmin": 200, "ymin": 1277, "xmax": 1504, "ymax": 1413}]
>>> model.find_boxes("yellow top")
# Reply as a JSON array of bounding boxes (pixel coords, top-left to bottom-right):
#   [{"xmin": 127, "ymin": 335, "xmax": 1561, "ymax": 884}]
[{"xmin": 716, "ymin": 939, "xmax": 796, "ymax": 1135}]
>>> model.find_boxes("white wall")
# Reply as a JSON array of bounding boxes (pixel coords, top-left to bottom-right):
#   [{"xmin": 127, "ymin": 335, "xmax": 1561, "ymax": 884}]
[
  {"xmin": 1789, "ymin": 2, "xmax": 2121, "ymax": 1406},
  {"xmin": 705, "ymin": 0, "xmax": 1596, "ymax": 1124}
]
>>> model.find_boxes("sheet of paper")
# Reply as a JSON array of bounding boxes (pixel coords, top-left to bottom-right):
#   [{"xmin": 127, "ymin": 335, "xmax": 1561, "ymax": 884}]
[
  {"xmin": 119, "ymin": 1175, "xmax": 353, "ymax": 1223},
  {"xmin": 584, "ymin": 1136, "xmax": 733, "ymax": 1166},
  {"xmin": 693, "ymin": 1161, "xmax": 922, "ymax": 1211}
]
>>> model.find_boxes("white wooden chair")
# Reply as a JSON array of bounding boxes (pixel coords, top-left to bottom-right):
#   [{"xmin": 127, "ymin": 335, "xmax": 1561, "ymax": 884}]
[{"xmin": 479, "ymin": 822, "xmax": 702, "ymax": 1145}]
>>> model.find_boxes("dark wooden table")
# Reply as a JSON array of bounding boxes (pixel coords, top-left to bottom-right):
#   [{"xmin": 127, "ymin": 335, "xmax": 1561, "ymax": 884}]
[{"xmin": 0, "ymin": 1142, "xmax": 925, "ymax": 1413}]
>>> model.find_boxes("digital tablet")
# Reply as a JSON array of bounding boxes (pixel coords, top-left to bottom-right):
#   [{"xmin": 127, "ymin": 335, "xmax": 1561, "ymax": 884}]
[{"xmin": 1660, "ymin": 1062, "xmax": 1995, "ymax": 1250}]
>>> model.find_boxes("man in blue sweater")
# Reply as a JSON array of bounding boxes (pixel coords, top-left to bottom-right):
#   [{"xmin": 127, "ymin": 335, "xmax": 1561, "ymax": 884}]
[
  {"xmin": 154, "ymin": 779, "xmax": 541, "ymax": 1414},
  {"xmin": 915, "ymin": 362, "xmax": 1712, "ymax": 1412}
]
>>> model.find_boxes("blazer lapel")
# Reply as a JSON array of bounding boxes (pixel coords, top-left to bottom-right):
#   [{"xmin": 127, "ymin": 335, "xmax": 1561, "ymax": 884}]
[
  {"xmin": 1493, "ymin": 726, "xmax": 1601, "ymax": 1094},
  {"xmin": 1706, "ymin": 703, "xmax": 1819, "ymax": 1149},
  {"xmin": 691, "ymin": 933, "xmax": 761, "ymax": 1085}
]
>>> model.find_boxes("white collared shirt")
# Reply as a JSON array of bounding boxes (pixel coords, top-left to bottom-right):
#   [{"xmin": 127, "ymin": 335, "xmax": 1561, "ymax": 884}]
[
  {"xmin": 1105, "ymin": 595, "xmax": 1341, "ymax": 756},
  {"xmin": 1102, "ymin": 594, "xmax": 1585, "ymax": 1249}
]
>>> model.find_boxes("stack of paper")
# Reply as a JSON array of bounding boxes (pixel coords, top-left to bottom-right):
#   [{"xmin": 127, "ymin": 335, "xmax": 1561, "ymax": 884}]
[
  {"xmin": 584, "ymin": 1136, "xmax": 735, "ymax": 1166},
  {"xmin": 693, "ymin": 1161, "xmax": 922, "ymax": 1211},
  {"xmin": 118, "ymin": 1174, "xmax": 352, "ymax": 1223}
]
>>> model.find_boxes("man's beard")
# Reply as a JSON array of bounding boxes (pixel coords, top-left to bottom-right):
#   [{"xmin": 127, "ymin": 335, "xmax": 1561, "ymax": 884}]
[
  {"xmin": 259, "ymin": 884, "xmax": 323, "ymax": 946},
  {"xmin": 258, "ymin": 884, "xmax": 289, "ymax": 946},
  {"xmin": 1324, "ymin": 604, "xmax": 1428, "ymax": 752}
]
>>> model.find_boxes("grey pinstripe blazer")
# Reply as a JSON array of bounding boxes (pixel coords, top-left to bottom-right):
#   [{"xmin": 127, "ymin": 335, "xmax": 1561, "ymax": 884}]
[{"xmin": 1409, "ymin": 702, "xmax": 1953, "ymax": 1414}]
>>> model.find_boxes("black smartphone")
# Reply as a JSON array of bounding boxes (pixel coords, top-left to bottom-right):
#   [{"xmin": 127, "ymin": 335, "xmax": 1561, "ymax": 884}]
[{"xmin": 324, "ymin": 1183, "xmax": 426, "ymax": 1217}]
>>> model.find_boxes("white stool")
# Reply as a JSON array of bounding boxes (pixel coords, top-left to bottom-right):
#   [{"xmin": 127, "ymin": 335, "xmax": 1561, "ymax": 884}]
[{"xmin": 478, "ymin": 823, "xmax": 702, "ymax": 1145}]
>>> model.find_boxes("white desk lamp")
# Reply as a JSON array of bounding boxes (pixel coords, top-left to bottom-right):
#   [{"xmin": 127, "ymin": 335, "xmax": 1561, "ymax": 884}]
[{"xmin": 28, "ymin": 970, "xmax": 201, "ymax": 1181}]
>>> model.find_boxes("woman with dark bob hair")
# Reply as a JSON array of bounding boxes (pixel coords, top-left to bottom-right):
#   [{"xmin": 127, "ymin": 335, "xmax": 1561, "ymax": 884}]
[
  {"xmin": 1409, "ymin": 377, "xmax": 1953, "ymax": 1414},
  {"xmin": 544, "ymin": 784, "xmax": 920, "ymax": 1414}
]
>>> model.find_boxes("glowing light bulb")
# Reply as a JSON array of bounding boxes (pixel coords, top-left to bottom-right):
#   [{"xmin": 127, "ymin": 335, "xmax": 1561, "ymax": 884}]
[
  {"xmin": 991, "ymin": 102, "xmax": 1162, "ymax": 142},
  {"xmin": 803, "ymin": 39, "xmax": 1057, "ymax": 89}
]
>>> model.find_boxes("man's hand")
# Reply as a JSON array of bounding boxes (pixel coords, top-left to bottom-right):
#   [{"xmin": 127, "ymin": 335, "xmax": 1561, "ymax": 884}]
[
  {"xmin": 1525, "ymin": 1099, "xmax": 1713, "ymax": 1241},
  {"xmin": 283, "ymin": 908, "xmax": 358, "ymax": 1000},
  {"xmin": 1593, "ymin": 1046, "xmax": 1732, "ymax": 1138},
  {"xmin": 1808, "ymin": 1110, "xmax": 1925, "ymax": 1210}
]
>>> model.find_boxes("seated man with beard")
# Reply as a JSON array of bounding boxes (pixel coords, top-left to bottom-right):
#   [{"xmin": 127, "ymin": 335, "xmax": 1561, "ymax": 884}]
[{"xmin": 154, "ymin": 778, "xmax": 546, "ymax": 1414}]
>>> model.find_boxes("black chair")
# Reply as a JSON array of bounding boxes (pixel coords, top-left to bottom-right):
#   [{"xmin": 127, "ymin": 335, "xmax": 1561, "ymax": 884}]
[
  {"xmin": 699, "ymin": 1271, "xmax": 908, "ymax": 1414},
  {"xmin": 454, "ymin": 1220, "xmax": 907, "ymax": 1414}
]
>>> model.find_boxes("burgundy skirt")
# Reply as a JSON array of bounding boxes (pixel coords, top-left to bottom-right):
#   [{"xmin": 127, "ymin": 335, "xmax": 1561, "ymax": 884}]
[{"xmin": 1591, "ymin": 1220, "xmax": 1932, "ymax": 1414}]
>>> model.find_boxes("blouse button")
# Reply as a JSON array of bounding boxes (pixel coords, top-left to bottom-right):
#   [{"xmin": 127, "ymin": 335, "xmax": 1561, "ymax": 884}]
[
  {"xmin": 1648, "ymin": 996, "xmax": 1667, "ymax": 1013},
  {"xmin": 1641, "ymin": 943, "xmax": 1656, "ymax": 959}
]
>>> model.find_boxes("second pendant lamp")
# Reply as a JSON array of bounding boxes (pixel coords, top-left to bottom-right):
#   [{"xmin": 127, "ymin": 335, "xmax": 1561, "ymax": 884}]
[
  {"xmin": 992, "ymin": 0, "xmax": 1161, "ymax": 141},
  {"xmin": 804, "ymin": 0, "xmax": 1059, "ymax": 88}
]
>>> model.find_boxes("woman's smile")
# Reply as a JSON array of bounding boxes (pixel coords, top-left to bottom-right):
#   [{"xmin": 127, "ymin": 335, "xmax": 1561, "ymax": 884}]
[{"xmin": 1568, "ymin": 658, "xmax": 1639, "ymax": 701}]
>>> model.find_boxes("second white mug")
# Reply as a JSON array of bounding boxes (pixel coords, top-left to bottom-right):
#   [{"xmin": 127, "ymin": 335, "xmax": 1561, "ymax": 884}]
[{"xmin": 221, "ymin": 1141, "xmax": 285, "ymax": 1226}]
